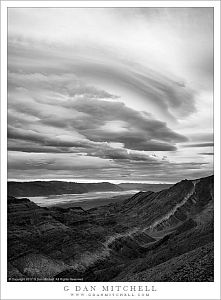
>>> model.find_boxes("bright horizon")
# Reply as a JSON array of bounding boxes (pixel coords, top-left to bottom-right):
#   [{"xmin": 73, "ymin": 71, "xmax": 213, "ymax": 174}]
[
  {"xmin": 7, "ymin": 178, "xmax": 174, "ymax": 184},
  {"xmin": 7, "ymin": 174, "xmax": 214, "ymax": 185}
]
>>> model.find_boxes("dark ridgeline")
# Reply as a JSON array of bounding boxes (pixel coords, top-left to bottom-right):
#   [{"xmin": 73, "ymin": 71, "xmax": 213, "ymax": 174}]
[{"xmin": 8, "ymin": 175, "xmax": 214, "ymax": 282}]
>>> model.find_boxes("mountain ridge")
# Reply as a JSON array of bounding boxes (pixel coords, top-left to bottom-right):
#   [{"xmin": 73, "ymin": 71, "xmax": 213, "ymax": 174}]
[{"xmin": 7, "ymin": 174, "xmax": 214, "ymax": 282}]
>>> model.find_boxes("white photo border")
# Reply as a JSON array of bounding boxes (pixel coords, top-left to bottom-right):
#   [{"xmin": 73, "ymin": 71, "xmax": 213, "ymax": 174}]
[{"xmin": 1, "ymin": 1, "xmax": 220, "ymax": 299}]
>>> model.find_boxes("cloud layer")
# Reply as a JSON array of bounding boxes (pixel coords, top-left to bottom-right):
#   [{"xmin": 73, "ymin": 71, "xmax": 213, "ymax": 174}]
[{"xmin": 7, "ymin": 8, "xmax": 214, "ymax": 182}]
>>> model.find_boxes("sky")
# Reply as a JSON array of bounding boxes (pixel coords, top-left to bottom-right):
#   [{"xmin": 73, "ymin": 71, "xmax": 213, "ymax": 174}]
[{"xmin": 7, "ymin": 7, "xmax": 214, "ymax": 183}]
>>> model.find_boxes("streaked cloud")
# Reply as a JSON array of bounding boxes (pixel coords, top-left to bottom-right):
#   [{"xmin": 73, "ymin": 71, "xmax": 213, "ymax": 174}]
[{"xmin": 7, "ymin": 7, "xmax": 213, "ymax": 182}]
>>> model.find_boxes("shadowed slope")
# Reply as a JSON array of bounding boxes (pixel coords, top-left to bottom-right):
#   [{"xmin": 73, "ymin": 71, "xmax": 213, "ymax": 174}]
[{"xmin": 8, "ymin": 175, "xmax": 214, "ymax": 281}]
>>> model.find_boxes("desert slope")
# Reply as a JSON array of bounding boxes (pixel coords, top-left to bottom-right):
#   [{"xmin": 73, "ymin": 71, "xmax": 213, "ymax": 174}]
[{"xmin": 8, "ymin": 175, "xmax": 214, "ymax": 282}]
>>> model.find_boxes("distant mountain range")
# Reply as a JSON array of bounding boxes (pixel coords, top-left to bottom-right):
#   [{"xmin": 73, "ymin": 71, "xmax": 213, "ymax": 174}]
[
  {"xmin": 7, "ymin": 181, "xmax": 123, "ymax": 197},
  {"xmin": 118, "ymin": 182, "xmax": 172, "ymax": 192},
  {"xmin": 7, "ymin": 180, "xmax": 173, "ymax": 197},
  {"xmin": 8, "ymin": 175, "xmax": 214, "ymax": 282}
]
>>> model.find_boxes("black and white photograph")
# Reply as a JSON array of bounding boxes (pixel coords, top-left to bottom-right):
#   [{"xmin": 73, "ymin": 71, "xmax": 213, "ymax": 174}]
[{"xmin": 1, "ymin": 1, "xmax": 220, "ymax": 299}]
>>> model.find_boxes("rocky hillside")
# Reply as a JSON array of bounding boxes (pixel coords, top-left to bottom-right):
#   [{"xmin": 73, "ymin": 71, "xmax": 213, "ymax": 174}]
[
  {"xmin": 8, "ymin": 181, "xmax": 122, "ymax": 197},
  {"xmin": 7, "ymin": 175, "xmax": 214, "ymax": 282}
]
